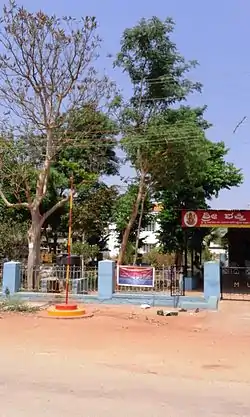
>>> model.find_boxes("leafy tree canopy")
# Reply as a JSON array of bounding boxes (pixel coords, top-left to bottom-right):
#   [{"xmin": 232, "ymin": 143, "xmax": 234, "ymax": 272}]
[
  {"xmin": 113, "ymin": 184, "xmax": 153, "ymax": 243},
  {"xmin": 158, "ymin": 117, "xmax": 243, "ymax": 254},
  {"xmin": 114, "ymin": 16, "xmax": 203, "ymax": 263}
]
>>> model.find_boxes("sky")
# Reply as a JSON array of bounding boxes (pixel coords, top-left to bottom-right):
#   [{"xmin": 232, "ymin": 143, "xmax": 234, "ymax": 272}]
[{"xmin": 2, "ymin": 0, "xmax": 250, "ymax": 209}]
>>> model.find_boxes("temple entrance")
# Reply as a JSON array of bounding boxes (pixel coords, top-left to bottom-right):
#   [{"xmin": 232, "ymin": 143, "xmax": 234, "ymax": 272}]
[
  {"xmin": 221, "ymin": 228, "xmax": 250, "ymax": 300},
  {"xmin": 221, "ymin": 266, "xmax": 250, "ymax": 300},
  {"xmin": 182, "ymin": 209, "xmax": 250, "ymax": 301}
]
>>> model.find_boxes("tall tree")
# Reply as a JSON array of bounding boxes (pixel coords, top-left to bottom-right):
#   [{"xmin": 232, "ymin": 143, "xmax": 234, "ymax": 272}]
[
  {"xmin": 0, "ymin": 2, "xmax": 115, "ymax": 288},
  {"xmin": 114, "ymin": 16, "xmax": 202, "ymax": 263},
  {"xmin": 70, "ymin": 182, "xmax": 118, "ymax": 251},
  {"xmin": 41, "ymin": 106, "xmax": 119, "ymax": 251},
  {"xmin": 113, "ymin": 184, "xmax": 153, "ymax": 262},
  {"xmin": 159, "ymin": 136, "xmax": 243, "ymax": 255}
]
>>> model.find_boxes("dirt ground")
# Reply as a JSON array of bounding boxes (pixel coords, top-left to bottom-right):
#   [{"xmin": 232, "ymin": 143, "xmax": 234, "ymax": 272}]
[{"xmin": 0, "ymin": 301, "xmax": 250, "ymax": 416}]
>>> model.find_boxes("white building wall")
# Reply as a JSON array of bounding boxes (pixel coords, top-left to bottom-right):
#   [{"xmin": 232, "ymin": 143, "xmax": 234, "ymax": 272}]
[
  {"xmin": 106, "ymin": 214, "xmax": 161, "ymax": 258},
  {"xmin": 208, "ymin": 242, "xmax": 227, "ymax": 261},
  {"xmin": 106, "ymin": 208, "xmax": 227, "ymax": 260},
  {"xmin": 106, "ymin": 224, "xmax": 120, "ymax": 258}
]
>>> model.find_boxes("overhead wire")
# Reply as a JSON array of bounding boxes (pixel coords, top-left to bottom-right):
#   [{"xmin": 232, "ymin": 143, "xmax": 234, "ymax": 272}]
[
  {"xmin": 124, "ymin": 69, "xmax": 250, "ymax": 84},
  {"xmin": 0, "ymin": 133, "xmax": 225, "ymax": 162}
]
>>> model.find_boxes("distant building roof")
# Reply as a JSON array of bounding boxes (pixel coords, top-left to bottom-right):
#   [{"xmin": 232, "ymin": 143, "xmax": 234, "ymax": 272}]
[{"xmin": 152, "ymin": 203, "xmax": 163, "ymax": 213}]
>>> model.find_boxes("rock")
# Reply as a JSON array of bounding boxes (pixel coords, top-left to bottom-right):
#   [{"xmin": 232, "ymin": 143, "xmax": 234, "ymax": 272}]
[
  {"xmin": 157, "ymin": 310, "xmax": 178, "ymax": 317},
  {"xmin": 165, "ymin": 311, "xmax": 178, "ymax": 317},
  {"xmin": 157, "ymin": 310, "xmax": 164, "ymax": 316},
  {"xmin": 179, "ymin": 308, "xmax": 187, "ymax": 312},
  {"xmin": 140, "ymin": 304, "xmax": 151, "ymax": 309}
]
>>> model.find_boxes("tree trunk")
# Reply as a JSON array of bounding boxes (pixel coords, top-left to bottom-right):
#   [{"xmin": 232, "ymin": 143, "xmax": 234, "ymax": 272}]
[
  {"xmin": 133, "ymin": 192, "xmax": 146, "ymax": 265},
  {"xmin": 175, "ymin": 251, "xmax": 183, "ymax": 267},
  {"xmin": 117, "ymin": 174, "xmax": 146, "ymax": 265},
  {"xmin": 27, "ymin": 210, "xmax": 42, "ymax": 290},
  {"xmin": 53, "ymin": 232, "xmax": 58, "ymax": 254}
]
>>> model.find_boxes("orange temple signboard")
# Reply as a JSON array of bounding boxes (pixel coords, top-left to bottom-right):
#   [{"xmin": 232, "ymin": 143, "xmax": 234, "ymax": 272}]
[{"xmin": 181, "ymin": 210, "xmax": 250, "ymax": 228}]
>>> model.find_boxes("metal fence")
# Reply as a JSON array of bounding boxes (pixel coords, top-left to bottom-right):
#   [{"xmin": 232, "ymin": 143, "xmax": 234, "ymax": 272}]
[
  {"xmin": 221, "ymin": 266, "xmax": 250, "ymax": 300},
  {"xmin": 0, "ymin": 263, "xmax": 3, "ymax": 290},
  {"xmin": 116, "ymin": 266, "xmax": 184, "ymax": 295},
  {"xmin": 20, "ymin": 264, "xmax": 98, "ymax": 294},
  {"xmin": 1, "ymin": 262, "xmax": 185, "ymax": 296}
]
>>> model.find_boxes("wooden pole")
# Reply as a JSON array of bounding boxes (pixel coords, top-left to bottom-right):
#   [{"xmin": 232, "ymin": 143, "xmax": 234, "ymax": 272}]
[{"xmin": 65, "ymin": 176, "xmax": 73, "ymax": 305}]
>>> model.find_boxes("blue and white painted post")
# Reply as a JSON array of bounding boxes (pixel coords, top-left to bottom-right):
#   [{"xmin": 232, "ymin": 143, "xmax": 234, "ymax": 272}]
[
  {"xmin": 204, "ymin": 261, "xmax": 220, "ymax": 309},
  {"xmin": 2, "ymin": 261, "xmax": 21, "ymax": 296},
  {"xmin": 98, "ymin": 260, "xmax": 115, "ymax": 300}
]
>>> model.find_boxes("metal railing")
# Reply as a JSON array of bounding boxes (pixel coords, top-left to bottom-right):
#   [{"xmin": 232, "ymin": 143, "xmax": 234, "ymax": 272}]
[
  {"xmin": 20, "ymin": 264, "xmax": 98, "ymax": 294},
  {"xmin": 221, "ymin": 266, "xmax": 250, "ymax": 299},
  {"xmin": 0, "ymin": 263, "xmax": 3, "ymax": 290}
]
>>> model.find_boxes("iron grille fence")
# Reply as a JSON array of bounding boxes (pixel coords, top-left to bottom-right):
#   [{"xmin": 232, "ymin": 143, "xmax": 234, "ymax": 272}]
[
  {"xmin": 116, "ymin": 266, "xmax": 184, "ymax": 295},
  {"xmin": 20, "ymin": 264, "xmax": 98, "ymax": 294},
  {"xmin": 221, "ymin": 266, "xmax": 250, "ymax": 300},
  {"xmin": 1, "ymin": 262, "xmax": 186, "ymax": 296},
  {"xmin": 0, "ymin": 263, "xmax": 3, "ymax": 290}
]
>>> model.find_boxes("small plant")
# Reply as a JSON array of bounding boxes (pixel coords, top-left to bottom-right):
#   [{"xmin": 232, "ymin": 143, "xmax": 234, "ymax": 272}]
[
  {"xmin": 0, "ymin": 297, "xmax": 40, "ymax": 313},
  {"xmin": 4, "ymin": 287, "xmax": 10, "ymax": 297}
]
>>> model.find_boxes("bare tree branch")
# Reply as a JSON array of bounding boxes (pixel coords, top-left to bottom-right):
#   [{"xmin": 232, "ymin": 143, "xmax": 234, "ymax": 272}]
[
  {"xmin": 0, "ymin": 2, "xmax": 116, "ymax": 287},
  {"xmin": 233, "ymin": 116, "xmax": 247, "ymax": 134},
  {"xmin": 41, "ymin": 195, "xmax": 70, "ymax": 225},
  {"xmin": 0, "ymin": 188, "xmax": 29, "ymax": 208}
]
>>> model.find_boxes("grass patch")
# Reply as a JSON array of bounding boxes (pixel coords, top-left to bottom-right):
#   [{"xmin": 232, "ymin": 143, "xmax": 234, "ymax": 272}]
[{"xmin": 0, "ymin": 297, "xmax": 40, "ymax": 313}]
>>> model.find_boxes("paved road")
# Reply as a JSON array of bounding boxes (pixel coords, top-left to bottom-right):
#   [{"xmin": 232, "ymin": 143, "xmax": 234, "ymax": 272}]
[{"xmin": 0, "ymin": 347, "xmax": 249, "ymax": 417}]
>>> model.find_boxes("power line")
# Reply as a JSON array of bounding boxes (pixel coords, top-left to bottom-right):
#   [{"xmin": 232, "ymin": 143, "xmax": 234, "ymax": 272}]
[
  {"xmin": 126, "ymin": 71, "xmax": 250, "ymax": 84},
  {"xmin": 1, "ymin": 138, "xmax": 214, "ymax": 155},
  {"xmin": 45, "ymin": 120, "xmax": 212, "ymax": 136},
  {"xmin": 0, "ymin": 123, "xmax": 217, "ymax": 145},
  {"xmin": 0, "ymin": 134, "xmax": 224, "ymax": 161}
]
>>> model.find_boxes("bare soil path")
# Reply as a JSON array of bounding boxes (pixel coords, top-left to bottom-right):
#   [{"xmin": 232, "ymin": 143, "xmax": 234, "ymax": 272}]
[{"xmin": 0, "ymin": 301, "xmax": 249, "ymax": 416}]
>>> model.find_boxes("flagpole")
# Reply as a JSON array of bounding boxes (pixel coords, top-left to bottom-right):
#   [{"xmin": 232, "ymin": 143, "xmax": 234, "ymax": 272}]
[{"xmin": 65, "ymin": 176, "xmax": 73, "ymax": 305}]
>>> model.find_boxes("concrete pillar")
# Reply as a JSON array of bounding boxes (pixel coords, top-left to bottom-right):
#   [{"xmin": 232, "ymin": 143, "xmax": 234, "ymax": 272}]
[
  {"xmin": 204, "ymin": 261, "xmax": 221, "ymax": 300},
  {"xmin": 98, "ymin": 260, "xmax": 115, "ymax": 300},
  {"xmin": 2, "ymin": 262, "xmax": 21, "ymax": 296},
  {"xmin": 71, "ymin": 279, "xmax": 78, "ymax": 295}
]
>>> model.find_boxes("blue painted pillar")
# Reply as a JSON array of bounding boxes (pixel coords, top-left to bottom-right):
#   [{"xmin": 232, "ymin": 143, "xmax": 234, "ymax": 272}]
[
  {"xmin": 2, "ymin": 262, "xmax": 21, "ymax": 295},
  {"xmin": 204, "ymin": 261, "xmax": 221, "ymax": 300},
  {"xmin": 98, "ymin": 260, "xmax": 115, "ymax": 300}
]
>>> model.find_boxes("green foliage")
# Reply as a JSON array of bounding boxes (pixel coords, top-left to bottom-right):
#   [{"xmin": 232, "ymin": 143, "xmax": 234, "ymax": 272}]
[
  {"xmin": 113, "ymin": 184, "xmax": 152, "ymax": 243},
  {"xmin": 142, "ymin": 248, "xmax": 175, "ymax": 267},
  {"xmin": 121, "ymin": 241, "xmax": 136, "ymax": 265},
  {"xmin": 144, "ymin": 106, "xmax": 210, "ymax": 190},
  {"xmin": 61, "ymin": 106, "xmax": 119, "ymax": 177},
  {"xmin": 113, "ymin": 17, "xmax": 206, "ymax": 262},
  {"xmin": 115, "ymin": 17, "xmax": 203, "ymax": 173},
  {"xmin": 158, "ymin": 127, "xmax": 243, "ymax": 253},
  {"xmin": 200, "ymin": 141, "xmax": 243, "ymax": 199},
  {"xmin": 0, "ymin": 10, "xmax": 244, "ymax": 267},
  {"xmin": 40, "ymin": 105, "xmax": 120, "ymax": 245},
  {"xmin": 70, "ymin": 183, "xmax": 118, "ymax": 250},
  {"xmin": 0, "ymin": 220, "xmax": 28, "ymax": 260},
  {"xmin": 71, "ymin": 242, "xmax": 99, "ymax": 261},
  {"xmin": 0, "ymin": 1, "xmax": 117, "ymax": 282},
  {"xmin": 202, "ymin": 247, "xmax": 213, "ymax": 262},
  {"xmin": 115, "ymin": 16, "xmax": 201, "ymax": 125},
  {"xmin": 0, "ymin": 103, "xmax": 120, "ymax": 256},
  {"xmin": 0, "ymin": 298, "xmax": 39, "ymax": 313}
]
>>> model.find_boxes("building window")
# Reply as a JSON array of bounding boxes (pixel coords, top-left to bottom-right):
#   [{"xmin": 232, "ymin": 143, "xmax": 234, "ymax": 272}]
[
  {"xmin": 144, "ymin": 221, "xmax": 156, "ymax": 232},
  {"xmin": 142, "ymin": 244, "xmax": 155, "ymax": 253}
]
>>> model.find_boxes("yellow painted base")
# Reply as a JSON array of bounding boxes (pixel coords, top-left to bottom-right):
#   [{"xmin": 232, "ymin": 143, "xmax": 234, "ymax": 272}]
[{"xmin": 47, "ymin": 306, "xmax": 86, "ymax": 318}]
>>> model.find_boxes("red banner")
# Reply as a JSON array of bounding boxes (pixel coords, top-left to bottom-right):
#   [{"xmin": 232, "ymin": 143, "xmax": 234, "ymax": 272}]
[
  {"xmin": 117, "ymin": 266, "xmax": 155, "ymax": 287},
  {"xmin": 181, "ymin": 210, "xmax": 250, "ymax": 228}
]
